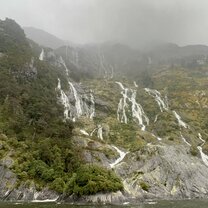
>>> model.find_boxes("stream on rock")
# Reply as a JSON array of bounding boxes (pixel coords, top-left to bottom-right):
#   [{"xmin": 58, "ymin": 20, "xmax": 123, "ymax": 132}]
[{"xmin": 1, "ymin": 200, "xmax": 208, "ymax": 208}]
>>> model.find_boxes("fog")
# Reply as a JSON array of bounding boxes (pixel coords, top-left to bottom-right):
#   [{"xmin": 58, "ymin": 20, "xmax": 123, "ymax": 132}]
[{"xmin": 1, "ymin": 0, "xmax": 208, "ymax": 47}]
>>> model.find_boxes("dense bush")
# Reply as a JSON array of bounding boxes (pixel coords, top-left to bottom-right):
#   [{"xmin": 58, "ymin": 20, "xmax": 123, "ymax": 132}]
[{"xmin": 66, "ymin": 164, "xmax": 123, "ymax": 196}]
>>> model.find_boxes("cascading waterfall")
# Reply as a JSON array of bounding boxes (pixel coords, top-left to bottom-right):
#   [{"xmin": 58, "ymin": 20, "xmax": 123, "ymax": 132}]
[
  {"xmin": 180, "ymin": 132, "xmax": 191, "ymax": 146},
  {"xmin": 154, "ymin": 114, "xmax": 158, "ymax": 123},
  {"xmin": 116, "ymin": 82, "xmax": 149, "ymax": 130},
  {"xmin": 197, "ymin": 146, "xmax": 208, "ymax": 167},
  {"xmin": 89, "ymin": 124, "xmax": 104, "ymax": 140},
  {"xmin": 97, "ymin": 124, "xmax": 103, "ymax": 140},
  {"xmin": 56, "ymin": 78, "xmax": 70, "ymax": 120},
  {"xmin": 133, "ymin": 81, "xmax": 138, "ymax": 88},
  {"xmin": 90, "ymin": 127, "xmax": 97, "ymax": 136},
  {"xmin": 145, "ymin": 88, "xmax": 169, "ymax": 112},
  {"xmin": 68, "ymin": 81, "xmax": 83, "ymax": 119},
  {"xmin": 130, "ymin": 89, "xmax": 149, "ymax": 131},
  {"xmin": 56, "ymin": 79, "xmax": 95, "ymax": 121},
  {"xmin": 198, "ymin": 133, "xmax": 205, "ymax": 146},
  {"xmin": 110, "ymin": 146, "xmax": 128, "ymax": 168},
  {"xmin": 116, "ymin": 87, "xmax": 128, "ymax": 124},
  {"xmin": 173, "ymin": 111, "xmax": 189, "ymax": 129},
  {"xmin": 151, "ymin": 133, "xmax": 162, "ymax": 141},
  {"xmin": 197, "ymin": 133, "xmax": 208, "ymax": 167},
  {"xmin": 59, "ymin": 56, "xmax": 69, "ymax": 75},
  {"xmin": 39, "ymin": 49, "xmax": 45, "ymax": 61},
  {"xmin": 97, "ymin": 51, "xmax": 115, "ymax": 79},
  {"xmin": 80, "ymin": 129, "xmax": 89, "ymax": 136},
  {"xmin": 116, "ymin": 81, "xmax": 125, "ymax": 90}
]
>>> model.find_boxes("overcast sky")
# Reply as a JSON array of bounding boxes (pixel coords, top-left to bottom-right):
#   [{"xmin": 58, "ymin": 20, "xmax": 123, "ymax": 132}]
[{"xmin": 1, "ymin": 0, "xmax": 208, "ymax": 47}]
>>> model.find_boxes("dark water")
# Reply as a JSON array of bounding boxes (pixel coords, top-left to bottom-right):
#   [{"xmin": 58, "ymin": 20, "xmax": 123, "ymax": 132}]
[{"xmin": 1, "ymin": 200, "xmax": 208, "ymax": 208}]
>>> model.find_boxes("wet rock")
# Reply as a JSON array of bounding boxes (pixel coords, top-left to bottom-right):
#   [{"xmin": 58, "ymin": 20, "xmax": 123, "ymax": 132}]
[
  {"xmin": 65, "ymin": 191, "xmax": 127, "ymax": 204},
  {"xmin": 116, "ymin": 144, "xmax": 208, "ymax": 200}
]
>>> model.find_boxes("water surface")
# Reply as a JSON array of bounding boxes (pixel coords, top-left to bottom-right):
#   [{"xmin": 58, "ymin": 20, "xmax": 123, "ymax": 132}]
[{"xmin": 1, "ymin": 200, "xmax": 208, "ymax": 208}]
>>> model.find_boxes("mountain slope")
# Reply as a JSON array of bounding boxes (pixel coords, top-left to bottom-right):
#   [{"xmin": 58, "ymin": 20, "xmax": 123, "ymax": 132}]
[
  {"xmin": 1, "ymin": 18, "xmax": 208, "ymax": 204},
  {"xmin": 0, "ymin": 19, "xmax": 123, "ymax": 201},
  {"xmin": 24, "ymin": 27, "xmax": 66, "ymax": 49}
]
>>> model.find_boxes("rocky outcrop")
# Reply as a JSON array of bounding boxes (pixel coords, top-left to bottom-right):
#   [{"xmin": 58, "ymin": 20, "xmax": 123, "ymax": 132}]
[
  {"xmin": 115, "ymin": 144, "xmax": 208, "ymax": 200},
  {"xmin": 0, "ymin": 164, "xmax": 59, "ymax": 202},
  {"xmin": 64, "ymin": 191, "xmax": 129, "ymax": 204},
  {"xmin": 1, "ymin": 143, "xmax": 208, "ymax": 203}
]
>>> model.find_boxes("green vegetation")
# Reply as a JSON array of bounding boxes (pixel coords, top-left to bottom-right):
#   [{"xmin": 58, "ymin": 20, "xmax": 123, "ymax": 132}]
[
  {"xmin": 190, "ymin": 146, "xmax": 198, "ymax": 156},
  {"xmin": 140, "ymin": 181, "xmax": 150, "ymax": 192},
  {"xmin": 0, "ymin": 18, "xmax": 123, "ymax": 196},
  {"xmin": 66, "ymin": 164, "xmax": 123, "ymax": 196},
  {"xmin": 2, "ymin": 17, "xmax": 208, "ymax": 198}
]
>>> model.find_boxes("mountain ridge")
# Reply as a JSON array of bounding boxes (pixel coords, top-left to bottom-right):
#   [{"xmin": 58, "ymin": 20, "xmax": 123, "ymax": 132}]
[{"xmin": 24, "ymin": 26, "xmax": 68, "ymax": 49}]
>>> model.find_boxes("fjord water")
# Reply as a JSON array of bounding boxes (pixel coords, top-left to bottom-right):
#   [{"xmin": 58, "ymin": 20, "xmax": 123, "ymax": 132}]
[{"xmin": 1, "ymin": 200, "xmax": 208, "ymax": 208}]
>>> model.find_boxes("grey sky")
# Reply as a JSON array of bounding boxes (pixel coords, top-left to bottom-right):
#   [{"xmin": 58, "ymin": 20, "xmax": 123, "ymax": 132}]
[{"xmin": 1, "ymin": 0, "xmax": 208, "ymax": 47}]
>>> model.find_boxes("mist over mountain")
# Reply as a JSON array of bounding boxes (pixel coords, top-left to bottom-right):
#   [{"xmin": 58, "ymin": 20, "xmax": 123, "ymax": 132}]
[
  {"xmin": 24, "ymin": 27, "xmax": 67, "ymax": 49},
  {"xmin": 2, "ymin": 0, "xmax": 208, "ymax": 46},
  {"xmin": 2, "ymin": 1, "xmax": 208, "ymax": 205}
]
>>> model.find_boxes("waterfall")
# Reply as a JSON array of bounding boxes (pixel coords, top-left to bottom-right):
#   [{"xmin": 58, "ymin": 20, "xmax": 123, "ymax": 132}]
[
  {"xmin": 97, "ymin": 51, "xmax": 115, "ymax": 79},
  {"xmin": 97, "ymin": 124, "xmax": 103, "ymax": 140},
  {"xmin": 198, "ymin": 133, "xmax": 205, "ymax": 146},
  {"xmin": 68, "ymin": 81, "xmax": 83, "ymax": 119},
  {"xmin": 56, "ymin": 79, "xmax": 70, "ymax": 120},
  {"xmin": 90, "ymin": 125, "xmax": 103, "ymax": 140},
  {"xmin": 110, "ymin": 146, "xmax": 128, "ymax": 168},
  {"xmin": 80, "ymin": 129, "xmax": 89, "ymax": 136},
  {"xmin": 133, "ymin": 81, "xmax": 138, "ymax": 88},
  {"xmin": 90, "ymin": 127, "xmax": 97, "ymax": 136},
  {"xmin": 116, "ymin": 82, "xmax": 149, "ymax": 130},
  {"xmin": 56, "ymin": 79, "xmax": 95, "ymax": 121},
  {"xmin": 197, "ymin": 146, "xmax": 208, "ymax": 167},
  {"xmin": 197, "ymin": 133, "xmax": 208, "ymax": 167},
  {"xmin": 180, "ymin": 132, "xmax": 191, "ymax": 146},
  {"xmin": 151, "ymin": 133, "xmax": 162, "ymax": 141},
  {"xmin": 89, "ymin": 92, "xmax": 95, "ymax": 119},
  {"xmin": 173, "ymin": 111, "xmax": 189, "ymax": 129},
  {"xmin": 117, "ymin": 88, "xmax": 128, "ymax": 124},
  {"xmin": 154, "ymin": 114, "xmax": 158, "ymax": 123},
  {"xmin": 130, "ymin": 89, "xmax": 149, "ymax": 131},
  {"xmin": 145, "ymin": 88, "xmax": 169, "ymax": 112},
  {"xmin": 59, "ymin": 56, "xmax": 69, "ymax": 76},
  {"xmin": 39, "ymin": 49, "xmax": 45, "ymax": 61},
  {"xmin": 116, "ymin": 81, "xmax": 125, "ymax": 90}
]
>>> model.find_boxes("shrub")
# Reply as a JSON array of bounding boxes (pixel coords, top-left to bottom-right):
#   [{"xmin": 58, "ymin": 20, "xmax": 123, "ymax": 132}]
[
  {"xmin": 140, "ymin": 181, "xmax": 150, "ymax": 192},
  {"xmin": 190, "ymin": 146, "xmax": 198, "ymax": 156},
  {"xmin": 50, "ymin": 178, "xmax": 65, "ymax": 193},
  {"xmin": 66, "ymin": 164, "xmax": 123, "ymax": 196}
]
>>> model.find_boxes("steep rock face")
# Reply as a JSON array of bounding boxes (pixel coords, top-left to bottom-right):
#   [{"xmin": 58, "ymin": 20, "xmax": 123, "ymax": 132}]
[
  {"xmin": 115, "ymin": 144, "xmax": 208, "ymax": 200},
  {"xmin": 0, "ymin": 161, "xmax": 59, "ymax": 202},
  {"xmin": 0, "ymin": 165, "xmax": 16, "ymax": 199}
]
